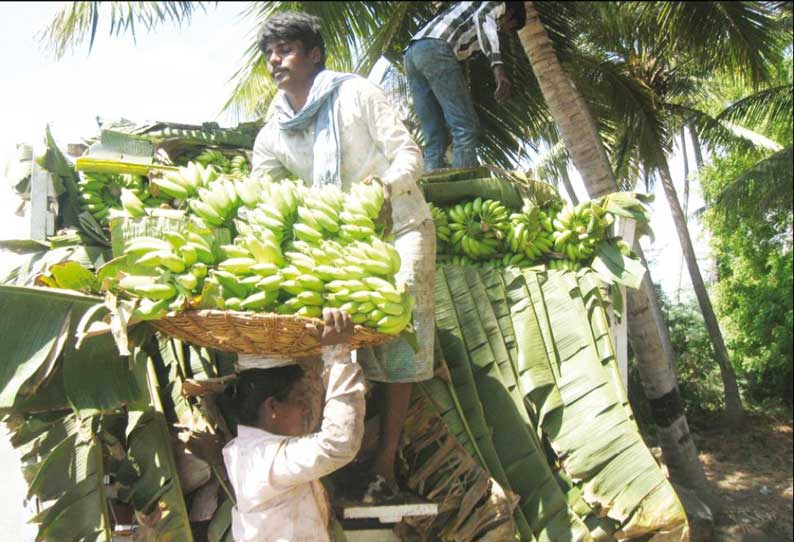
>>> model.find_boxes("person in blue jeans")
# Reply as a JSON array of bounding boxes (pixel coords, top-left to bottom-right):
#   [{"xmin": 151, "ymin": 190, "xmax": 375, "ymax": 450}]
[{"xmin": 405, "ymin": 2, "xmax": 526, "ymax": 171}]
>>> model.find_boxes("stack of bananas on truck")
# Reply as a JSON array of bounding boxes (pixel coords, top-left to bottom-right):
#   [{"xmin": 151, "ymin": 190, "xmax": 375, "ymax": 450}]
[
  {"xmin": 77, "ymin": 150, "xmax": 251, "ymax": 226},
  {"xmin": 432, "ymin": 192, "xmax": 650, "ymax": 271},
  {"xmin": 191, "ymin": 148, "xmax": 251, "ymax": 178},
  {"xmin": 111, "ymin": 177, "xmax": 415, "ymax": 335},
  {"xmin": 78, "ymin": 171, "xmax": 167, "ymax": 223}
]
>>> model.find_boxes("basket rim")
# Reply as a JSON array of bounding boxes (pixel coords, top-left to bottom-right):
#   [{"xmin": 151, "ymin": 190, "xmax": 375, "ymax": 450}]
[{"xmin": 150, "ymin": 308, "xmax": 395, "ymax": 356}]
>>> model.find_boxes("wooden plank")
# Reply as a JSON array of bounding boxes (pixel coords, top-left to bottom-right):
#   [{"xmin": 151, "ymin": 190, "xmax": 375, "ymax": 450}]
[
  {"xmin": 344, "ymin": 529, "xmax": 401, "ymax": 542},
  {"xmin": 341, "ymin": 501, "xmax": 438, "ymax": 523}
]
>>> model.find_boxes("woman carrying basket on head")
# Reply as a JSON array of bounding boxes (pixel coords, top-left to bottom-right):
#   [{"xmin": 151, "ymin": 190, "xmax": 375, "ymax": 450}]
[{"xmin": 222, "ymin": 308, "xmax": 365, "ymax": 542}]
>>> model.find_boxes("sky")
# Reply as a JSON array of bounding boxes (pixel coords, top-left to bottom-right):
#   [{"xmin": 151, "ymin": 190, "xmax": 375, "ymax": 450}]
[{"xmin": 0, "ymin": 1, "xmax": 712, "ymax": 300}]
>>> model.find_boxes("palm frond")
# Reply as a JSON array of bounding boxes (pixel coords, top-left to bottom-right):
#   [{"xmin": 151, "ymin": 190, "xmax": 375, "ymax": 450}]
[
  {"xmin": 713, "ymin": 145, "xmax": 794, "ymax": 218},
  {"xmin": 716, "ymin": 84, "xmax": 794, "ymax": 131},
  {"xmin": 39, "ymin": 1, "xmax": 213, "ymax": 59},
  {"xmin": 670, "ymin": 103, "xmax": 763, "ymax": 156},
  {"xmin": 629, "ymin": 1, "xmax": 783, "ymax": 85},
  {"xmin": 534, "ymin": 139, "xmax": 569, "ymax": 187}
]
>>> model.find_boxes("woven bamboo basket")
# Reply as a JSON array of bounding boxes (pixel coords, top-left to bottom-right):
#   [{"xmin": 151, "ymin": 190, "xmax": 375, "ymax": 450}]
[{"xmin": 151, "ymin": 310, "xmax": 396, "ymax": 357}]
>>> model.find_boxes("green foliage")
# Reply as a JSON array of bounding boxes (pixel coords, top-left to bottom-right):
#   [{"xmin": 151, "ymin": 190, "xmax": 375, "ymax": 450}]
[
  {"xmin": 659, "ymin": 291, "xmax": 727, "ymax": 416},
  {"xmin": 699, "ymin": 149, "xmax": 793, "ymax": 407}
]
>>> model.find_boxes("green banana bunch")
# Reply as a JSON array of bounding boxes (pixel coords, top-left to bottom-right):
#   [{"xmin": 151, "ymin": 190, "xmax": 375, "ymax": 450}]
[
  {"xmin": 188, "ymin": 178, "xmax": 241, "ymax": 227},
  {"xmin": 234, "ymin": 176, "xmax": 265, "ymax": 209},
  {"xmin": 150, "ymin": 162, "xmax": 217, "ymax": 201},
  {"xmin": 338, "ymin": 186, "xmax": 378, "ymax": 244},
  {"xmin": 551, "ymin": 200, "xmax": 611, "ymax": 262},
  {"xmin": 351, "ymin": 181, "xmax": 384, "ymax": 220},
  {"xmin": 323, "ymin": 277, "xmax": 414, "ymax": 333},
  {"xmin": 245, "ymin": 180, "xmax": 302, "ymax": 243},
  {"xmin": 77, "ymin": 171, "xmax": 155, "ymax": 224},
  {"xmin": 228, "ymin": 155, "xmax": 251, "ymax": 178},
  {"xmin": 506, "ymin": 203, "xmax": 554, "ymax": 260},
  {"xmin": 447, "ymin": 197, "xmax": 510, "ymax": 260},
  {"xmin": 117, "ymin": 223, "xmax": 220, "ymax": 313},
  {"xmin": 428, "ymin": 202, "xmax": 451, "ymax": 247},
  {"xmin": 194, "ymin": 149, "xmax": 229, "ymax": 171},
  {"xmin": 193, "ymin": 149, "xmax": 251, "ymax": 179},
  {"xmin": 295, "ymin": 185, "xmax": 343, "ymax": 241},
  {"xmin": 491, "ymin": 252, "xmax": 534, "ymax": 269},
  {"xmin": 548, "ymin": 258, "xmax": 582, "ymax": 272}
]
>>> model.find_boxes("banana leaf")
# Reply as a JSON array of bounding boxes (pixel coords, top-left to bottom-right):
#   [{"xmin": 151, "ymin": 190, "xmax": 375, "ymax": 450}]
[
  {"xmin": 10, "ymin": 412, "xmax": 114, "ymax": 542},
  {"xmin": 74, "ymin": 156, "xmax": 178, "ymax": 177},
  {"xmin": 207, "ymin": 498, "xmax": 234, "ymax": 542},
  {"xmin": 40, "ymin": 124, "xmax": 80, "ymax": 227},
  {"xmin": 440, "ymin": 266, "xmax": 593, "ymax": 542},
  {"xmin": 479, "ymin": 268, "xmax": 618, "ymax": 541},
  {"xmin": 0, "ymin": 284, "xmax": 146, "ymax": 416},
  {"xmin": 0, "ymin": 285, "xmax": 81, "ymax": 409},
  {"xmin": 433, "ymin": 268, "xmax": 535, "ymax": 540},
  {"xmin": 576, "ymin": 270, "xmax": 636, "ymax": 426},
  {"xmin": 418, "ymin": 166, "xmax": 562, "ymax": 210},
  {"xmin": 590, "ymin": 242, "xmax": 646, "ymax": 290},
  {"xmin": 86, "ymin": 129, "xmax": 154, "ymax": 165},
  {"xmin": 1, "ymin": 244, "xmax": 108, "ymax": 287},
  {"xmin": 508, "ymin": 269, "xmax": 686, "ymax": 538},
  {"xmin": 418, "ymin": 339, "xmax": 487, "ymax": 465},
  {"xmin": 126, "ymin": 408, "xmax": 194, "ymax": 542}
]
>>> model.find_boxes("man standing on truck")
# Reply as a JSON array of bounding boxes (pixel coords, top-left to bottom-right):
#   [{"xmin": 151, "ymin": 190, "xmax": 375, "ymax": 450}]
[
  {"xmin": 405, "ymin": 1, "xmax": 527, "ymax": 171},
  {"xmin": 251, "ymin": 11, "xmax": 436, "ymax": 504}
]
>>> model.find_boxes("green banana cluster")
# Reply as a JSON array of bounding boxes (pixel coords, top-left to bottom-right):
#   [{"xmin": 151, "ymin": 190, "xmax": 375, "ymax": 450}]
[
  {"xmin": 337, "ymin": 182, "xmax": 384, "ymax": 241},
  {"xmin": 547, "ymin": 259, "xmax": 582, "ymax": 272},
  {"xmin": 491, "ymin": 253, "xmax": 534, "ymax": 269},
  {"xmin": 428, "ymin": 202, "xmax": 451, "ymax": 246},
  {"xmin": 551, "ymin": 200, "xmax": 613, "ymax": 262},
  {"xmin": 507, "ymin": 204, "xmax": 554, "ymax": 259},
  {"xmin": 193, "ymin": 149, "xmax": 251, "ymax": 178},
  {"xmin": 241, "ymin": 180, "xmax": 301, "ymax": 243},
  {"xmin": 447, "ymin": 197, "xmax": 511, "ymax": 260},
  {"xmin": 118, "ymin": 222, "xmax": 220, "ymax": 320},
  {"xmin": 78, "ymin": 171, "xmax": 163, "ymax": 224},
  {"xmin": 188, "ymin": 178, "xmax": 242, "ymax": 227},
  {"xmin": 149, "ymin": 162, "xmax": 217, "ymax": 201}
]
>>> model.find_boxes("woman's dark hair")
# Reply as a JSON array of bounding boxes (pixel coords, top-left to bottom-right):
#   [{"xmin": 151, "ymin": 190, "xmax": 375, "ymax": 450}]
[
  {"xmin": 504, "ymin": 1, "xmax": 527, "ymax": 28},
  {"xmin": 257, "ymin": 11, "xmax": 326, "ymax": 67},
  {"xmin": 231, "ymin": 365, "xmax": 304, "ymax": 427}
]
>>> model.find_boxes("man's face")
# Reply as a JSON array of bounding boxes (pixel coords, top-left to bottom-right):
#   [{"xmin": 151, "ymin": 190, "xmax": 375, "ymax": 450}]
[{"xmin": 263, "ymin": 39, "xmax": 322, "ymax": 92}]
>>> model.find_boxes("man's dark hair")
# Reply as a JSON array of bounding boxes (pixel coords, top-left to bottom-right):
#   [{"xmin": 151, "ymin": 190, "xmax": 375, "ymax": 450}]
[
  {"xmin": 504, "ymin": 1, "xmax": 527, "ymax": 28},
  {"xmin": 257, "ymin": 11, "xmax": 326, "ymax": 67},
  {"xmin": 231, "ymin": 365, "xmax": 304, "ymax": 427}
]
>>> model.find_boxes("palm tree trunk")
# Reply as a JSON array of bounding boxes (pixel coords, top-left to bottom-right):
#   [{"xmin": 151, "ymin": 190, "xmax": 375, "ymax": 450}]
[
  {"xmin": 518, "ymin": 1, "xmax": 718, "ymax": 508},
  {"xmin": 689, "ymin": 125, "xmax": 704, "ymax": 169},
  {"xmin": 657, "ymin": 161, "xmax": 744, "ymax": 420},
  {"xmin": 559, "ymin": 166, "xmax": 579, "ymax": 205},
  {"xmin": 676, "ymin": 127, "xmax": 690, "ymax": 303}
]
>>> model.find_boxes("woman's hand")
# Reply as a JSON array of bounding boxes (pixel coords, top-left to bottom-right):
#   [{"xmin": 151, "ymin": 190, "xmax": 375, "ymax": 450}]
[{"xmin": 306, "ymin": 308, "xmax": 354, "ymax": 346}]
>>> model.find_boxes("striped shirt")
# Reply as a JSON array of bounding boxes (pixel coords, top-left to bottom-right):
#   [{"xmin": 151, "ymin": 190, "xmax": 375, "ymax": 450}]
[{"xmin": 411, "ymin": 1, "xmax": 506, "ymax": 67}]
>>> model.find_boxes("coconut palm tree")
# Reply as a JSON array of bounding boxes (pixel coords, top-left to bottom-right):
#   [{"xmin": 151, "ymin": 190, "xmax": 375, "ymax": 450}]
[{"xmin": 515, "ymin": 2, "xmax": 721, "ymax": 509}]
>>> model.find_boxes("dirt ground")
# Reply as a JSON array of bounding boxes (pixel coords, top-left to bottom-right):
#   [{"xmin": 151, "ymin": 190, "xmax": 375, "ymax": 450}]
[{"xmin": 688, "ymin": 412, "xmax": 793, "ymax": 542}]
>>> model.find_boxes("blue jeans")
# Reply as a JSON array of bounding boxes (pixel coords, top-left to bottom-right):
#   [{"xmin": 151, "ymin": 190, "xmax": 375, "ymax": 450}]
[{"xmin": 405, "ymin": 38, "xmax": 480, "ymax": 171}]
